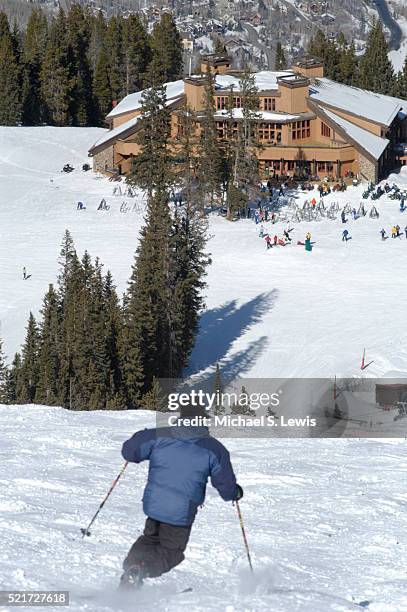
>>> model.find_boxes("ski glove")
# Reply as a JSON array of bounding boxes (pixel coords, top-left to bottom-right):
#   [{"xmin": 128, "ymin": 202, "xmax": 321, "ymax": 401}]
[{"xmin": 235, "ymin": 484, "xmax": 244, "ymax": 501}]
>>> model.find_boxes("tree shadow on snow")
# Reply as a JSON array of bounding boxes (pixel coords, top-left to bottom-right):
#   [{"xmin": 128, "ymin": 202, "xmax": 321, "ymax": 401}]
[{"xmin": 185, "ymin": 291, "xmax": 278, "ymax": 385}]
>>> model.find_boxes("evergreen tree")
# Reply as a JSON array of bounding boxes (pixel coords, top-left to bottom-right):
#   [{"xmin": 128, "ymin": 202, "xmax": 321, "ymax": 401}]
[
  {"xmin": 0, "ymin": 14, "xmax": 22, "ymax": 125},
  {"xmin": 66, "ymin": 4, "xmax": 93, "ymax": 126},
  {"xmin": 213, "ymin": 362, "xmax": 224, "ymax": 415},
  {"xmin": 150, "ymin": 13, "xmax": 183, "ymax": 83},
  {"xmin": 0, "ymin": 337, "xmax": 8, "ymax": 403},
  {"xmin": 35, "ymin": 284, "xmax": 61, "ymax": 405},
  {"xmin": 337, "ymin": 40, "xmax": 358, "ymax": 85},
  {"xmin": 122, "ymin": 14, "xmax": 151, "ymax": 95},
  {"xmin": 275, "ymin": 42, "xmax": 286, "ymax": 70},
  {"xmin": 105, "ymin": 15, "xmax": 124, "ymax": 102},
  {"xmin": 22, "ymin": 8, "xmax": 48, "ymax": 125},
  {"xmin": 228, "ymin": 65, "xmax": 260, "ymax": 218},
  {"xmin": 127, "ymin": 65, "xmax": 174, "ymax": 196},
  {"xmin": 396, "ymin": 56, "xmax": 407, "ymax": 99},
  {"xmin": 231, "ymin": 385, "xmax": 255, "ymax": 415},
  {"xmin": 123, "ymin": 189, "xmax": 173, "ymax": 395},
  {"xmin": 40, "ymin": 10, "xmax": 72, "ymax": 126},
  {"xmin": 87, "ymin": 10, "xmax": 106, "ymax": 77},
  {"xmin": 196, "ymin": 68, "xmax": 222, "ymax": 207},
  {"xmin": 103, "ymin": 271, "xmax": 125, "ymax": 409},
  {"xmin": 308, "ymin": 29, "xmax": 328, "ymax": 62},
  {"xmin": 18, "ymin": 313, "xmax": 40, "ymax": 403},
  {"xmin": 359, "ymin": 19, "xmax": 396, "ymax": 95},
  {"xmin": 172, "ymin": 209, "xmax": 209, "ymax": 371},
  {"xmin": 93, "ymin": 45, "xmax": 112, "ymax": 123},
  {"xmin": 8, "ymin": 353, "xmax": 22, "ymax": 404}
]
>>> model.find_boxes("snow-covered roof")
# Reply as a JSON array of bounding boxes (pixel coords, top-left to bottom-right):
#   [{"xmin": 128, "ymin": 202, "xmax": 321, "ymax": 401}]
[
  {"xmin": 91, "ymin": 114, "xmax": 142, "ymax": 150},
  {"xmin": 323, "ymin": 109, "xmax": 389, "ymax": 160},
  {"xmin": 309, "ymin": 78, "xmax": 402, "ymax": 127},
  {"xmin": 107, "ymin": 80, "xmax": 185, "ymax": 119},
  {"xmin": 215, "ymin": 71, "xmax": 292, "ymax": 93},
  {"xmin": 91, "ymin": 96, "xmax": 184, "ymax": 151},
  {"xmin": 214, "ymin": 108, "xmax": 301, "ymax": 122}
]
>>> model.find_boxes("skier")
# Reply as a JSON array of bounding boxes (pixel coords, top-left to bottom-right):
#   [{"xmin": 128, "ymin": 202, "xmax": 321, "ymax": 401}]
[
  {"xmin": 400, "ymin": 199, "xmax": 406, "ymax": 213},
  {"xmin": 283, "ymin": 229, "xmax": 292, "ymax": 242},
  {"xmin": 352, "ymin": 207, "xmax": 357, "ymax": 220},
  {"xmin": 342, "ymin": 229, "xmax": 351, "ymax": 242},
  {"xmin": 380, "ymin": 228, "xmax": 387, "ymax": 241},
  {"xmin": 341, "ymin": 210, "xmax": 347, "ymax": 223},
  {"xmin": 259, "ymin": 224, "xmax": 265, "ymax": 238},
  {"xmin": 23, "ymin": 267, "xmax": 27, "ymax": 280},
  {"xmin": 396, "ymin": 224, "xmax": 401, "ymax": 238},
  {"xmin": 265, "ymin": 234, "xmax": 272, "ymax": 249},
  {"xmin": 391, "ymin": 226, "xmax": 397, "ymax": 239},
  {"xmin": 405, "ymin": 225, "xmax": 407, "ymax": 239},
  {"xmin": 120, "ymin": 415, "xmax": 242, "ymax": 588},
  {"xmin": 273, "ymin": 234, "xmax": 278, "ymax": 247}
]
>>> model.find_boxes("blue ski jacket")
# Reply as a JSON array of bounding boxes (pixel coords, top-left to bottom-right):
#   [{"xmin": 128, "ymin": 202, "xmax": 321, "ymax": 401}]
[{"xmin": 122, "ymin": 426, "xmax": 237, "ymax": 527}]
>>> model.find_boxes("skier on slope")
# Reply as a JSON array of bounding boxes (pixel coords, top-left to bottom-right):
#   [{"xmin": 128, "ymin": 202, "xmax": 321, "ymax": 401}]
[{"xmin": 119, "ymin": 410, "xmax": 243, "ymax": 588}]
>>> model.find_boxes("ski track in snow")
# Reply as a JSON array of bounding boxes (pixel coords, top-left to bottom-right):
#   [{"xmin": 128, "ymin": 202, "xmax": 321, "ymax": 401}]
[
  {"xmin": 1, "ymin": 127, "xmax": 407, "ymax": 610},
  {"xmin": 0, "ymin": 406, "xmax": 407, "ymax": 611}
]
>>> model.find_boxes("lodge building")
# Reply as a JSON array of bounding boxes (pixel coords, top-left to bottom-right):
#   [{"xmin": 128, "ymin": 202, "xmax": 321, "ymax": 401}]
[{"xmin": 88, "ymin": 56, "xmax": 407, "ymax": 183}]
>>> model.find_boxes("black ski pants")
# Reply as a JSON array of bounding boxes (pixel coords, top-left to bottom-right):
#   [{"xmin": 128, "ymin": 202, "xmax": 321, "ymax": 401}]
[{"xmin": 123, "ymin": 517, "xmax": 191, "ymax": 578}]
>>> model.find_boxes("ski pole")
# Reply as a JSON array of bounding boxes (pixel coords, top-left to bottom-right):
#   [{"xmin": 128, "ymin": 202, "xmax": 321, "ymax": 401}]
[
  {"xmin": 81, "ymin": 461, "xmax": 129, "ymax": 538},
  {"xmin": 236, "ymin": 499, "xmax": 253, "ymax": 572}
]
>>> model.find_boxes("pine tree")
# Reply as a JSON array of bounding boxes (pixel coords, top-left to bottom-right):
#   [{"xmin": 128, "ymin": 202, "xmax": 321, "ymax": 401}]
[
  {"xmin": 359, "ymin": 19, "xmax": 396, "ymax": 95},
  {"xmin": 22, "ymin": 8, "xmax": 48, "ymax": 125},
  {"xmin": 308, "ymin": 29, "xmax": 328, "ymax": 62},
  {"xmin": 0, "ymin": 337, "xmax": 8, "ymax": 403},
  {"xmin": 196, "ymin": 68, "xmax": 222, "ymax": 207},
  {"xmin": 103, "ymin": 271, "xmax": 125, "ymax": 409},
  {"xmin": 122, "ymin": 14, "xmax": 151, "ymax": 95},
  {"xmin": 123, "ymin": 189, "xmax": 173, "ymax": 396},
  {"xmin": 105, "ymin": 15, "xmax": 124, "ymax": 102},
  {"xmin": 396, "ymin": 56, "xmax": 407, "ymax": 99},
  {"xmin": 337, "ymin": 40, "xmax": 358, "ymax": 85},
  {"xmin": 57, "ymin": 231, "xmax": 82, "ymax": 408},
  {"xmin": 35, "ymin": 284, "xmax": 61, "ymax": 405},
  {"xmin": 40, "ymin": 10, "xmax": 72, "ymax": 126},
  {"xmin": 8, "ymin": 353, "xmax": 22, "ymax": 404},
  {"xmin": 228, "ymin": 65, "xmax": 260, "ymax": 218},
  {"xmin": 93, "ymin": 46, "xmax": 112, "ymax": 123},
  {"xmin": 0, "ymin": 13, "xmax": 22, "ymax": 125},
  {"xmin": 127, "ymin": 65, "xmax": 174, "ymax": 196},
  {"xmin": 150, "ymin": 13, "xmax": 183, "ymax": 83},
  {"xmin": 18, "ymin": 313, "xmax": 40, "ymax": 403},
  {"xmin": 213, "ymin": 363, "xmax": 224, "ymax": 415},
  {"xmin": 66, "ymin": 4, "xmax": 93, "ymax": 126},
  {"xmin": 169, "ymin": 209, "xmax": 209, "ymax": 374},
  {"xmin": 87, "ymin": 10, "xmax": 106, "ymax": 77},
  {"xmin": 231, "ymin": 385, "xmax": 255, "ymax": 415},
  {"xmin": 275, "ymin": 42, "xmax": 286, "ymax": 70}
]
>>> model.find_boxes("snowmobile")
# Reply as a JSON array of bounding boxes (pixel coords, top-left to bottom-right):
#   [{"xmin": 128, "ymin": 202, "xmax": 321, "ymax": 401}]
[{"xmin": 82, "ymin": 163, "xmax": 91, "ymax": 172}]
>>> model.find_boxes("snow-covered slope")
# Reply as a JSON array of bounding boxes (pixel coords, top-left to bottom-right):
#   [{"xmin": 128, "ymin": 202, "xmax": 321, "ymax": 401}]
[
  {"xmin": 1, "ymin": 405, "xmax": 407, "ymax": 611},
  {"xmin": 1, "ymin": 127, "xmax": 407, "ymax": 381}
]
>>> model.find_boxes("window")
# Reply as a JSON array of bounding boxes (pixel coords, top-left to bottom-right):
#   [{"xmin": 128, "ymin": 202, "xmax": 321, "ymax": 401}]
[
  {"xmin": 216, "ymin": 96, "xmax": 228, "ymax": 110},
  {"xmin": 258, "ymin": 122, "xmax": 282, "ymax": 143},
  {"xmin": 321, "ymin": 122, "xmax": 331, "ymax": 138},
  {"xmin": 262, "ymin": 97, "xmax": 276, "ymax": 111}
]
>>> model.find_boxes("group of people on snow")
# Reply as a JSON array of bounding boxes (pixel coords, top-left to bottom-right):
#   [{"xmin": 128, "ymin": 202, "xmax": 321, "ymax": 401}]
[{"xmin": 381, "ymin": 225, "xmax": 407, "ymax": 239}]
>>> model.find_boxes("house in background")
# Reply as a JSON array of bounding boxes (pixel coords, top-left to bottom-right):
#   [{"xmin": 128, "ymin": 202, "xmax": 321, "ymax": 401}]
[{"xmin": 89, "ymin": 56, "xmax": 407, "ymax": 183}]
